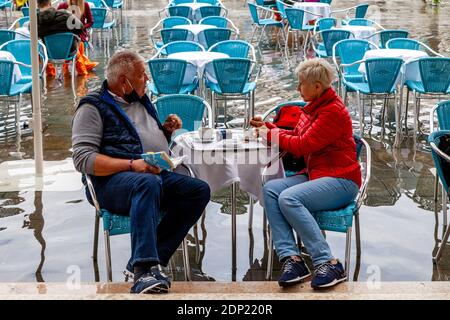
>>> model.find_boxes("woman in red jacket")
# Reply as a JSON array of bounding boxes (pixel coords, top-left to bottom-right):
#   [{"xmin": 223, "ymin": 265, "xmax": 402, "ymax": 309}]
[{"xmin": 251, "ymin": 58, "xmax": 361, "ymax": 289}]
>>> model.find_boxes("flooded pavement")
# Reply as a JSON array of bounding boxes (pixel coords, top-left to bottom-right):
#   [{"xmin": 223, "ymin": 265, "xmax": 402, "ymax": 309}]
[{"xmin": 1, "ymin": 0, "xmax": 450, "ymax": 283}]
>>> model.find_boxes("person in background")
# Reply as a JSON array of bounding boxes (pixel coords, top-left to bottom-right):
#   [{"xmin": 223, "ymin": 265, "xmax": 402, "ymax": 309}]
[
  {"xmin": 57, "ymin": 0, "xmax": 98, "ymax": 75},
  {"xmin": 250, "ymin": 58, "xmax": 361, "ymax": 289},
  {"xmin": 37, "ymin": 0, "xmax": 84, "ymax": 77}
]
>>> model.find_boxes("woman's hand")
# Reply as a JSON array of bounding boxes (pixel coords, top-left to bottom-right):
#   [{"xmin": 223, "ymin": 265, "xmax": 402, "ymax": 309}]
[
  {"xmin": 163, "ymin": 114, "xmax": 182, "ymax": 135},
  {"xmin": 250, "ymin": 116, "xmax": 265, "ymax": 128},
  {"xmin": 130, "ymin": 159, "xmax": 162, "ymax": 174}
]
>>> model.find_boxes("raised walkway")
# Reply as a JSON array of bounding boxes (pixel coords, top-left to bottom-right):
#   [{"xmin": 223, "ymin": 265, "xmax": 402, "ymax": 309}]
[{"xmin": 1, "ymin": 282, "xmax": 450, "ymax": 300}]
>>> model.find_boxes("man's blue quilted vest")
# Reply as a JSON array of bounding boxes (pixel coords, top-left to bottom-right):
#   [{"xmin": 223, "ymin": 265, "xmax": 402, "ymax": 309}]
[{"xmin": 77, "ymin": 80, "xmax": 166, "ymax": 160}]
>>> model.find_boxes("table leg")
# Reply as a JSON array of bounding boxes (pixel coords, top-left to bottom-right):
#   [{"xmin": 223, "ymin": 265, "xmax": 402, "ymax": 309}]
[{"xmin": 231, "ymin": 181, "xmax": 237, "ymax": 282}]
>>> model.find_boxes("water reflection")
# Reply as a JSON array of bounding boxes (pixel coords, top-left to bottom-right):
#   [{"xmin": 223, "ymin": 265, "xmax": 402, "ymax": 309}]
[
  {"xmin": 0, "ymin": 0, "xmax": 450, "ymax": 282},
  {"xmin": 22, "ymin": 191, "xmax": 46, "ymax": 282}
]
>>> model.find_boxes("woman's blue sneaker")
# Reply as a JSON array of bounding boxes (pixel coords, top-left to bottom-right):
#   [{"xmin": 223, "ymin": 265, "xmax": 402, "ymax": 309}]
[
  {"xmin": 130, "ymin": 273, "xmax": 169, "ymax": 294},
  {"xmin": 278, "ymin": 257, "xmax": 311, "ymax": 287},
  {"xmin": 311, "ymin": 260, "xmax": 347, "ymax": 289}
]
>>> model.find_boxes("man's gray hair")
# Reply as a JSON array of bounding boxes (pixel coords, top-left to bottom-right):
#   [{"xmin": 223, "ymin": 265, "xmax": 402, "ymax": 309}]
[{"xmin": 105, "ymin": 50, "xmax": 145, "ymax": 85}]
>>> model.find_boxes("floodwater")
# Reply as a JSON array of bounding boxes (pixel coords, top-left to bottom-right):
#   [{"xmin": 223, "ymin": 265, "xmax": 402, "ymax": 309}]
[{"xmin": 1, "ymin": 0, "xmax": 450, "ymax": 284}]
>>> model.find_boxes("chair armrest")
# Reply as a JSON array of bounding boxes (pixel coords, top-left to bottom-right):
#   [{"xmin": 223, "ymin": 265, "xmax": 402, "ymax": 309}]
[{"xmin": 85, "ymin": 174, "xmax": 101, "ymax": 213}]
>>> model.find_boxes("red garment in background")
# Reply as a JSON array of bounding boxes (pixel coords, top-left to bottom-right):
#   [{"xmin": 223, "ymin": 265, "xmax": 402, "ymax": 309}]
[{"xmin": 57, "ymin": 2, "xmax": 93, "ymax": 42}]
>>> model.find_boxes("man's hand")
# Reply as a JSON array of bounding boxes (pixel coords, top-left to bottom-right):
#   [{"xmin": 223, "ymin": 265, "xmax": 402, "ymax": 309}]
[
  {"xmin": 163, "ymin": 114, "xmax": 182, "ymax": 135},
  {"xmin": 250, "ymin": 116, "xmax": 265, "ymax": 128},
  {"xmin": 131, "ymin": 159, "xmax": 162, "ymax": 174}
]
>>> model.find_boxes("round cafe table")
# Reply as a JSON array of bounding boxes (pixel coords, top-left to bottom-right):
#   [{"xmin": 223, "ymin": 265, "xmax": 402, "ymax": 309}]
[
  {"xmin": 334, "ymin": 25, "xmax": 377, "ymax": 40},
  {"xmin": 172, "ymin": 129, "xmax": 282, "ymax": 281},
  {"xmin": 293, "ymin": 2, "xmax": 331, "ymax": 27},
  {"xmin": 173, "ymin": 24, "xmax": 217, "ymax": 43}
]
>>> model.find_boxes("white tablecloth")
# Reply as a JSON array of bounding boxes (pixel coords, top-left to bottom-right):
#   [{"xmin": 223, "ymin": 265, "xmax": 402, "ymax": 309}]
[
  {"xmin": 172, "ymin": 130, "xmax": 282, "ymax": 202},
  {"xmin": 333, "ymin": 25, "xmax": 376, "ymax": 40},
  {"xmin": 173, "ymin": 24, "xmax": 217, "ymax": 42},
  {"xmin": 293, "ymin": 2, "xmax": 331, "ymax": 27},
  {"xmin": 14, "ymin": 27, "xmax": 30, "ymax": 40},
  {"xmin": 0, "ymin": 51, "xmax": 22, "ymax": 86},
  {"xmin": 174, "ymin": 3, "xmax": 211, "ymax": 21},
  {"xmin": 358, "ymin": 49, "xmax": 429, "ymax": 84},
  {"xmin": 168, "ymin": 51, "xmax": 228, "ymax": 82}
]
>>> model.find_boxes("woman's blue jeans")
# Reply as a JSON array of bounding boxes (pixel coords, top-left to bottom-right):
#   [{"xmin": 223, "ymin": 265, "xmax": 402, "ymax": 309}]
[{"xmin": 262, "ymin": 174, "xmax": 359, "ymax": 267}]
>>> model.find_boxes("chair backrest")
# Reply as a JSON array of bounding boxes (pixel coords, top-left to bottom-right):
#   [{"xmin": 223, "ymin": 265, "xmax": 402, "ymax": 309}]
[
  {"xmin": 155, "ymin": 94, "xmax": 209, "ymax": 133},
  {"xmin": 355, "ymin": 4, "xmax": 369, "ymax": 18},
  {"xmin": 199, "ymin": 28, "xmax": 231, "ymax": 49},
  {"xmin": 418, "ymin": 57, "xmax": 450, "ymax": 93},
  {"xmin": 197, "ymin": 0, "xmax": 219, "ymax": 4},
  {"xmin": 347, "ymin": 18, "xmax": 374, "ymax": 26},
  {"xmin": 170, "ymin": 0, "xmax": 195, "ymax": 5},
  {"xmin": 212, "ymin": 58, "xmax": 252, "ymax": 93},
  {"xmin": 0, "ymin": 60, "xmax": 13, "ymax": 95},
  {"xmin": 9, "ymin": 17, "xmax": 29, "ymax": 30},
  {"xmin": 168, "ymin": 5, "xmax": 192, "ymax": 18},
  {"xmin": 379, "ymin": 29, "xmax": 408, "ymax": 48},
  {"xmin": 160, "ymin": 28, "xmax": 191, "ymax": 44},
  {"xmin": 209, "ymin": 40, "xmax": 251, "ymax": 58},
  {"xmin": 90, "ymin": 7, "xmax": 107, "ymax": 28},
  {"xmin": 0, "ymin": 39, "xmax": 35, "ymax": 77},
  {"xmin": 43, "ymin": 33, "xmax": 76, "ymax": 60},
  {"xmin": 334, "ymin": 39, "xmax": 372, "ymax": 76},
  {"xmin": 321, "ymin": 29, "xmax": 353, "ymax": 56},
  {"xmin": 315, "ymin": 17, "xmax": 336, "ymax": 32},
  {"xmin": 386, "ymin": 38, "xmax": 420, "ymax": 50},
  {"xmin": 247, "ymin": 2, "xmax": 260, "ymax": 24},
  {"xmin": 429, "ymin": 130, "xmax": 450, "ymax": 193},
  {"xmin": 285, "ymin": 8, "xmax": 307, "ymax": 30},
  {"xmin": 0, "ymin": 30, "xmax": 16, "ymax": 46},
  {"xmin": 199, "ymin": 16, "xmax": 228, "ymax": 28},
  {"xmin": 434, "ymin": 100, "xmax": 450, "ymax": 131},
  {"xmin": 320, "ymin": 0, "xmax": 332, "ymax": 3},
  {"xmin": 365, "ymin": 57, "xmax": 403, "ymax": 93},
  {"xmin": 148, "ymin": 59, "xmax": 187, "ymax": 94},
  {"xmin": 162, "ymin": 16, "xmax": 191, "ymax": 28},
  {"xmin": 89, "ymin": 0, "xmax": 105, "ymax": 7},
  {"xmin": 275, "ymin": 0, "xmax": 287, "ymax": 19},
  {"xmin": 21, "ymin": 6, "xmax": 29, "ymax": 16},
  {"xmin": 199, "ymin": 5, "xmax": 223, "ymax": 18},
  {"xmin": 162, "ymin": 40, "xmax": 204, "ymax": 54}
]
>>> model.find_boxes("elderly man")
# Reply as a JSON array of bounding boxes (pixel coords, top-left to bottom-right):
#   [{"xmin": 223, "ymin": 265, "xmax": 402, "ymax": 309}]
[{"xmin": 72, "ymin": 50, "xmax": 210, "ymax": 294}]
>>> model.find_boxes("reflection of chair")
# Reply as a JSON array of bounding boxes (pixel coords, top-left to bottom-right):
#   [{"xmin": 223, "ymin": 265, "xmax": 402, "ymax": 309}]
[
  {"xmin": 428, "ymin": 130, "xmax": 450, "ymax": 264},
  {"xmin": 147, "ymin": 58, "xmax": 199, "ymax": 96},
  {"xmin": 154, "ymin": 94, "xmax": 213, "ymax": 136},
  {"xmin": 265, "ymin": 135, "xmax": 371, "ymax": 282},
  {"xmin": 86, "ymin": 175, "xmax": 192, "ymax": 282}
]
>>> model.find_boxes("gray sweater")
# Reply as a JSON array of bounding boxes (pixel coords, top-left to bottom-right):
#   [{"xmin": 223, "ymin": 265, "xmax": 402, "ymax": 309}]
[{"xmin": 72, "ymin": 93, "xmax": 170, "ymax": 175}]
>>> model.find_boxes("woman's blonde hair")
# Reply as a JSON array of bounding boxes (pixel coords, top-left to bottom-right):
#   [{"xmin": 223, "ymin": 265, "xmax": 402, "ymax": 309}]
[
  {"xmin": 295, "ymin": 58, "xmax": 336, "ymax": 88},
  {"xmin": 69, "ymin": 0, "xmax": 85, "ymax": 17}
]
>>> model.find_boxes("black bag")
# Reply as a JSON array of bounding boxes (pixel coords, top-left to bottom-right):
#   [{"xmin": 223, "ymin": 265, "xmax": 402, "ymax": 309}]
[
  {"xmin": 438, "ymin": 135, "xmax": 450, "ymax": 188},
  {"xmin": 272, "ymin": 105, "xmax": 306, "ymax": 172}
]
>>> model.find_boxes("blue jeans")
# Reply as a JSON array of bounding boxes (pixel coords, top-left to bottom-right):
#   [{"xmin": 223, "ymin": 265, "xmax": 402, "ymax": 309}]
[
  {"xmin": 89, "ymin": 170, "xmax": 210, "ymax": 268},
  {"xmin": 262, "ymin": 175, "xmax": 359, "ymax": 267}
]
